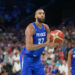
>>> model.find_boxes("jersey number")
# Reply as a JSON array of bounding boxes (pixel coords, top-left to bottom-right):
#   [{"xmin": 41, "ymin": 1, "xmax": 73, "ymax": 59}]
[{"xmin": 38, "ymin": 38, "xmax": 44, "ymax": 44}]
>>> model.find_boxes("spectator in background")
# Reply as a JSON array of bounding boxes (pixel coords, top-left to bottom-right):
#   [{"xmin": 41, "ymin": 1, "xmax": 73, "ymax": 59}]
[
  {"xmin": 1, "ymin": 66, "xmax": 8, "ymax": 75},
  {"xmin": 12, "ymin": 49, "xmax": 20, "ymax": 75},
  {"xmin": 58, "ymin": 60, "xmax": 68, "ymax": 75},
  {"xmin": 3, "ymin": 51, "xmax": 9, "ymax": 65},
  {"xmin": 55, "ymin": 56, "xmax": 61, "ymax": 67},
  {"xmin": 58, "ymin": 48, "xmax": 64, "ymax": 60},
  {"xmin": 62, "ymin": 60, "xmax": 68, "ymax": 75},
  {"xmin": 12, "ymin": 49, "xmax": 20, "ymax": 64},
  {"xmin": 61, "ymin": 42, "xmax": 67, "ymax": 52},
  {"xmin": 67, "ymin": 42, "xmax": 72, "ymax": 52},
  {"xmin": 0, "ymin": 63, "xmax": 2, "ymax": 74},
  {"xmin": 0, "ymin": 49, "xmax": 3, "ymax": 64},
  {"xmin": 44, "ymin": 63, "xmax": 51, "ymax": 75},
  {"xmin": 8, "ymin": 52, "xmax": 13, "ymax": 65},
  {"xmin": 50, "ymin": 61, "xmax": 59, "ymax": 75},
  {"xmin": 71, "ymin": 27, "xmax": 75, "ymax": 38}
]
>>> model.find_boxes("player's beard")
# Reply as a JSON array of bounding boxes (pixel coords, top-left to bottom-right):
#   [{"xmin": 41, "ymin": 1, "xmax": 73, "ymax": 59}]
[{"xmin": 37, "ymin": 18, "xmax": 45, "ymax": 23}]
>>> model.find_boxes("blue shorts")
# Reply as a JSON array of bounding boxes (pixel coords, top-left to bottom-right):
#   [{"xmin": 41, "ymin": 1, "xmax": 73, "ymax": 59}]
[
  {"xmin": 71, "ymin": 69, "xmax": 75, "ymax": 75},
  {"xmin": 20, "ymin": 51, "xmax": 45, "ymax": 75}
]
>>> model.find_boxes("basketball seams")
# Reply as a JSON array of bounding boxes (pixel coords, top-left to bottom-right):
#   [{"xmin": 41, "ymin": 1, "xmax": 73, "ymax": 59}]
[{"xmin": 50, "ymin": 30, "xmax": 64, "ymax": 43}]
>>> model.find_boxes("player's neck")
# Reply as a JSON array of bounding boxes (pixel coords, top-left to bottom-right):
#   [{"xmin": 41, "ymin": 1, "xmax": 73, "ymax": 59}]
[{"xmin": 35, "ymin": 21, "xmax": 42, "ymax": 28}]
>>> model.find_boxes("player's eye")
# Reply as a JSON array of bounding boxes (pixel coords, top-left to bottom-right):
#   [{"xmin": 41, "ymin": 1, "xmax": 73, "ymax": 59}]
[
  {"xmin": 43, "ymin": 12, "xmax": 45, "ymax": 15},
  {"xmin": 39, "ymin": 12, "xmax": 45, "ymax": 15},
  {"xmin": 39, "ymin": 12, "xmax": 42, "ymax": 15}
]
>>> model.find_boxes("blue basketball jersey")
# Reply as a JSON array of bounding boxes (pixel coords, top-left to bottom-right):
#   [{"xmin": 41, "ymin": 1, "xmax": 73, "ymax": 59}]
[
  {"xmin": 72, "ymin": 48, "xmax": 75, "ymax": 70},
  {"xmin": 22, "ymin": 22, "xmax": 47, "ymax": 56}
]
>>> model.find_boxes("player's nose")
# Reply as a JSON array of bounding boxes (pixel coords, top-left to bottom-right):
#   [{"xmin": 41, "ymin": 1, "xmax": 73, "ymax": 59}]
[
  {"xmin": 41, "ymin": 14, "xmax": 45, "ymax": 17},
  {"xmin": 41, "ymin": 16, "xmax": 45, "ymax": 19}
]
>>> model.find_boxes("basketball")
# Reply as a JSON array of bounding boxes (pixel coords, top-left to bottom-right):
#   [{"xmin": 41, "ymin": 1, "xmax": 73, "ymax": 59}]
[{"xmin": 50, "ymin": 30, "xmax": 64, "ymax": 43}]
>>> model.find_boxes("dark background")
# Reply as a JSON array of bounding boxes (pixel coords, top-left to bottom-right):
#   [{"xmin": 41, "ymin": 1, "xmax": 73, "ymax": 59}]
[{"xmin": 0, "ymin": 0, "xmax": 75, "ymax": 29}]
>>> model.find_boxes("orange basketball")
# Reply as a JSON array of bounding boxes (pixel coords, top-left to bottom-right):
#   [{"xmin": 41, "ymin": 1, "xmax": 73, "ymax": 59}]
[{"xmin": 50, "ymin": 30, "xmax": 64, "ymax": 43}]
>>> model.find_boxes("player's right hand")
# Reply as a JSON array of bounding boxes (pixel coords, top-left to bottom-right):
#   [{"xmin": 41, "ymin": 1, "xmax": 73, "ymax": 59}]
[
  {"xmin": 45, "ymin": 38, "xmax": 50, "ymax": 44},
  {"xmin": 46, "ymin": 42, "xmax": 59, "ymax": 48}
]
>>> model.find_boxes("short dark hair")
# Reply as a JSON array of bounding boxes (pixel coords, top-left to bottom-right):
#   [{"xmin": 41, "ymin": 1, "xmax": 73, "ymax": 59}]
[{"xmin": 35, "ymin": 8, "xmax": 44, "ymax": 15}]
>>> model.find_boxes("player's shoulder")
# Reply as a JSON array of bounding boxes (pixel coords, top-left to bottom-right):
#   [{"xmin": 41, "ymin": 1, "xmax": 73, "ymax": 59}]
[
  {"xmin": 25, "ymin": 23, "xmax": 35, "ymax": 34},
  {"xmin": 26, "ymin": 23, "xmax": 35, "ymax": 30},
  {"xmin": 43, "ymin": 23, "xmax": 50, "ymax": 30},
  {"xmin": 43, "ymin": 23, "xmax": 49, "ymax": 27}
]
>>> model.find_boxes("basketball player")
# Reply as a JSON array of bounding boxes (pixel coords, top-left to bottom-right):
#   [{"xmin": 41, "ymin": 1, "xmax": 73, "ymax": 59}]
[
  {"xmin": 20, "ymin": 9, "xmax": 58, "ymax": 75},
  {"xmin": 68, "ymin": 38, "xmax": 75, "ymax": 75}
]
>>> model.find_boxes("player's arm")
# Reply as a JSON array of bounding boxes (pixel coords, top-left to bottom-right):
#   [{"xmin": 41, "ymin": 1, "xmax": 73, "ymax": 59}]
[
  {"xmin": 25, "ymin": 24, "xmax": 48, "ymax": 51},
  {"xmin": 44, "ymin": 24, "xmax": 58, "ymax": 48},
  {"xmin": 68, "ymin": 50, "xmax": 72, "ymax": 74}
]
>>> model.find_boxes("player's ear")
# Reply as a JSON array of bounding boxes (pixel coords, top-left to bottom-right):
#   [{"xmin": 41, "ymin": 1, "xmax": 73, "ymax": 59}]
[
  {"xmin": 35, "ymin": 14, "xmax": 36, "ymax": 19},
  {"xmin": 35, "ymin": 12, "xmax": 37, "ymax": 19}
]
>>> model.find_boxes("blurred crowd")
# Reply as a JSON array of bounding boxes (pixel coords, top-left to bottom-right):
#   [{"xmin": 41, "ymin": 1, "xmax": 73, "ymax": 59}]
[
  {"xmin": 0, "ymin": 27, "xmax": 25, "ymax": 75},
  {"xmin": 0, "ymin": 24, "xmax": 75, "ymax": 75}
]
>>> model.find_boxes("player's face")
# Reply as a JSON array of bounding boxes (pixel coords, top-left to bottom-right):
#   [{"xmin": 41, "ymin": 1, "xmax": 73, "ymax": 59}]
[{"xmin": 35, "ymin": 10, "xmax": 45, "ymax": 23}]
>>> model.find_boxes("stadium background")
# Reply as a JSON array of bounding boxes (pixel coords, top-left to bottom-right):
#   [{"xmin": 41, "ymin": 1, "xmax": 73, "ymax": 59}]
[{"xmin": 0, "ymin": 0, "xmax": 75, "ymax": 75}]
